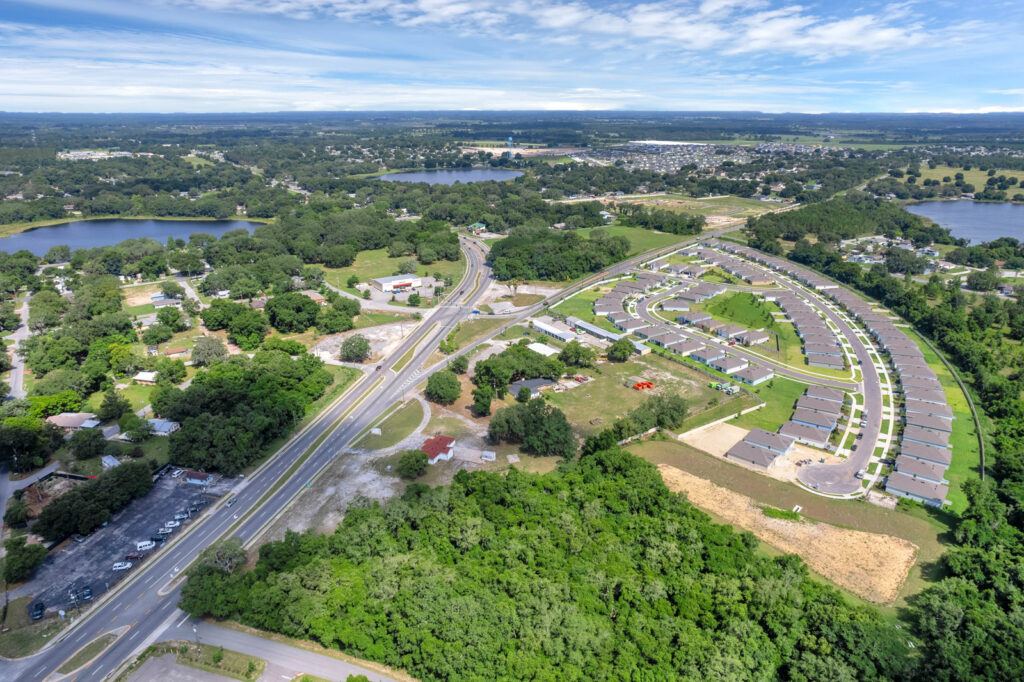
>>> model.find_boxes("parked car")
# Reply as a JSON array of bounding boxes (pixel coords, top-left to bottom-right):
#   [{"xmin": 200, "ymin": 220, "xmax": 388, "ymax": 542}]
[
  {"xmin": 851, "ymin": 444, "xmax": 858, "ymax": 451},
  {"xmin": 31, "ymin": 602, "xmax": 45, "ymax": 621},
  {"xmin": 174, "ymin": 512, "xmax": 190, "ymax": 520},
  {"xmin": 112, "ymin": 561, "xmax": 133, "ymax": 571},
  {"xmin": 155, "ymin": 528, "xmax": 171, "ymax": 536},
  {"xmin": 70, "ymin": 534, "xmax": 86, "ymax": 544},
  {"xmin": 125, "ymin": 553, "xmax": 142, "ymax": 560},
  {"xmin": 150, "ymin": 535, "xmax": 167, "ymax": 543},
  {"xmin": 170, "ymin": 469, "xmax": 184, "ymax": 478},
  {"xmin": 165, "ymin": 520, "xmax": 180, "ymax": 528},
  {"xmin": 82, "ymin": 586, "xmax": 93, "ymax": 601}
]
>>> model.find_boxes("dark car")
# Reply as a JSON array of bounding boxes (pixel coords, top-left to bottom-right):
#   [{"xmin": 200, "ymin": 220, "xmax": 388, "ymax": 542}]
[
  {"xmin": 125, "ymin": 553, "xmax": 142, "ymax": 560},
  {"xmin": 31, "ymin": 602, "xmax": 45, "ymax": 621},
  {"xmin": 82, "ymin": 586, "xmax": 93, "ymax": 601},
  {"xmin": 150, "ymin": 535, "xmax": 167, "ymax": 543},
  {"xmin": 851, "ymin": 444, "xmax": 858, "ymax": 451}
]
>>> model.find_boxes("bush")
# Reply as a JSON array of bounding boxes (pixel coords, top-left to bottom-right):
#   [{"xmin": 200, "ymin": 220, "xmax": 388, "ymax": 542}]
[
  {"xmin": 425, "ymin": 370, "xmax": 461, "ymax": 405},
  {"xmin": 262, "ymin": 338, "xmax": 306, "ymax": 355},
  {"xmin": 607, "ymin": 338, "xmax": 634, "ymax": 362},
  {"xmin": 449, "ymin": 355, "xmax": 469, "ymax": 374},
  {"xmin": 2, "ymin": 537, "xmax": 48, "ymax": 583},
  {"xmin": 396, "ymin": 450, "xmax": 428, "ymax": 478}
]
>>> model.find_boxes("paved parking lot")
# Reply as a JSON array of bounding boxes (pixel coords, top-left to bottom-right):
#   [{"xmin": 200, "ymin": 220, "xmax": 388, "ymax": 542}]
[{"xmin": 14, "ymin": 472, "xmax": 236, "ymax": 618}]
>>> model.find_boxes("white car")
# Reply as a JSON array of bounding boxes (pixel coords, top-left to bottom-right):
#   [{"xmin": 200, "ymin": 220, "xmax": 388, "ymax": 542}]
[
  {"xmin": 112, "ymin": 561, "xmax": 133, "ymax": 571},
  {"xmin": 164, "ymin": 520, "xmax": 180, "ymax": 528}
]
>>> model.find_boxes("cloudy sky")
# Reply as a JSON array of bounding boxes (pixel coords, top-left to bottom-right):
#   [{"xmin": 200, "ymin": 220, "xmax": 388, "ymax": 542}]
[{"xmin": 1, "ymin": 0, "xmax": 1021, "ymax": 112}]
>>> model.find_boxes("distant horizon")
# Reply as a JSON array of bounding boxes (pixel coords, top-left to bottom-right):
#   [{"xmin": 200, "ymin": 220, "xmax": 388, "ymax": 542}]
[
  {"xmin": 3, "ymin": 0, "xmax": 1022, "ymax": 113},
  {"xmin": 3, "ymin": 110, "xmax": 1024, "ymax": 117}
]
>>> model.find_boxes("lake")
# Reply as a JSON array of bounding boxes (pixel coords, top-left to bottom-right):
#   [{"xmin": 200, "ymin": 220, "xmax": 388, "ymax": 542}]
[
  {"xmin": 378, "ymin": 169, "xmax": 523, "ymax": 185},
  {"xmin": 0, "ymin": 219, "xmax": 258, "ymax": 256},
  {"xmin": 906, "ymin": 201, "xmax": 1024, "ymax": 244}
]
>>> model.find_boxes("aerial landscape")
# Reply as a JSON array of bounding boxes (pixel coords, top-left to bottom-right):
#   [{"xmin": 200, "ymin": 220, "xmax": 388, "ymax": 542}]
[{"xmin": 1, "ymin": 1, "xmax": 1023, "ymax": 681}]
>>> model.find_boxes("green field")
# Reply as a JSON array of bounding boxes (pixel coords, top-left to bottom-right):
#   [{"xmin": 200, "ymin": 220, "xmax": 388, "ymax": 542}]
[
  {"xmin": 916, "ymin": 163, "xmax": 1021, "ymax": 191},
  {"xmin": 626, "ymin": 194, "xmax": 779, "ymax": 219},
  {"xmin": 903, "ymin": 329, "xmax": 982, "ymax": 514},
  {"xmin": 706, "ymin": 292, "xmax": 774, "ymax": 328},
  {"xmin": 551, "ymin": 286, "xmax": 609, "ymax": 325},
  {"xmin": 176, "ymin": 642, "xmax": 266, "ymax": 681},
  {"xmin": 730, "ymin": 376, "xmax": 810, "ymax": 432},
  {"xmin": 322, "ymin": 248, "xmax": 467, "ymax": 291},
  {"xmin": 577, "ymin": 224, "xmax": 689, "ymax": 256},
  {"xmin": 353, "ymin": 310, "xmax": 416, "ymax": 330},
  {"xmin": 354, "ymin": 400, "xmax": 424, "ymax": 450},
  {"xmin": 545, "ymin": 353, "xmax": 729, "ymax": 437}
]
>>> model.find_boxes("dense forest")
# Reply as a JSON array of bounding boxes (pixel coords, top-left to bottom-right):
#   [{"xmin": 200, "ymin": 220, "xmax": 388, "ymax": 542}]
[
  {"xmin": 151, "ymin": 351, "xmax": 333, "ymax": 474},
  {"xmin": 487, "ymin": 225, "xmax": 630, "ymax": 281},
  {"xmin": 182, "ymin": 448, "xmax": 914, "ymax": 681}
]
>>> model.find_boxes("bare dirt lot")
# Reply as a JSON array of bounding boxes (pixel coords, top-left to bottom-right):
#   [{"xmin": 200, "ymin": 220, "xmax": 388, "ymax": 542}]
[
  {"xmin": 658, "ymin": 464, "xmax": 918, "ymax": 604},
  {"xmin": 680, "ymin": 422, "xmax": 746, "ymax": 456}
]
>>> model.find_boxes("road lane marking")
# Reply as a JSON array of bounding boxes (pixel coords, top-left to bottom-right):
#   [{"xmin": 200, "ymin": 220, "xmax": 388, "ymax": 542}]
[{"xmin": 176, "ymin": 612, "xmax": 190, "ymax": 627}]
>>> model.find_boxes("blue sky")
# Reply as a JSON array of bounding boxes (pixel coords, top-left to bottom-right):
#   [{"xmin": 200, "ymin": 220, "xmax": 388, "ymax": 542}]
[{"xmin": 1, "ymin": 0, "xmax": 1022, "ymax": 112}]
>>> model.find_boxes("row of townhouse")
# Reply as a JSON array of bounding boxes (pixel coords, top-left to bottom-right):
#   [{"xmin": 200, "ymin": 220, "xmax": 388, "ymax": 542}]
[{"xmin": 715, "ymin": 238, "xmax": 951, "ymax": 507}]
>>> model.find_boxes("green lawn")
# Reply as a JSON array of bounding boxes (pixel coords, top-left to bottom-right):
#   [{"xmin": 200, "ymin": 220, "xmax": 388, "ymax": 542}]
[
  {"xmin": 545, "ymin": 353, "xmax": 727, "ymax": 437},
  {"xmin": 916, "ymin": 163, "xmax": 1021, "ymax": 191},
  {"xmin": 449, "ymin": 317, "xmax": 506, "ymax": 349},
  {"xmin": 125, "ymin": 303, "xmax": 156, "ymax": 316},
  {"xmin": 354, "ymin": 310, "xmax": 416, "ymax": 330},
  {"xmin": 58, "ymin": 633, "xmax": 117, "ymax": 674},
  {"xmin": 322, "ymin": 248, "xmax": 467, "ymax": 290},
  {"xmin": 552, "ymin": 287, "xmax": 607, "ymax": 323},
  {"xmin": 706, "ymin": 292, "xmax": 774, "ymax": 329},
  {"xmin": 577, "ymin": 224, "xmax": 690, "ymax": 256},
  {"xmin": 730, "ymin": 376, "xmax": 810, "ymax": 432},
  {"xmin": 354, "ymin": 400, "xmax": 424, "ymax": 450},
  {"xmin": 903, "ymin": 329, "xmax": 982, "ymax": 514},
  {"xmin": 0, "ymin": 595, "xmax": 65, "ymax": 658}
]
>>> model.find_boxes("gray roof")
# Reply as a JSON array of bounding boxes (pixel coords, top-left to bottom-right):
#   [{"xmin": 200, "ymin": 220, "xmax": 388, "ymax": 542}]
[
  {"xmin": 805, "ymin": 385, "xmax": 846, "ymax": 403},
  {"xmin": 886, "ymin": 471, "xmax": 948, "ymax": 504},
  {"xmin": 743, "ymin": 427, "xmax": 794, "ymax": 453},
  {"xmin": 725, "ymin": 441, "xmax": 780, "ymax": 469},
  {"xmin": 779, "ymin": 420, "xmax": 831, "ymax": 445},
  {"xmin": 895, "ymin": 455, "xmax": 947, "ymax": 483},
  {"xmin": 900, "ymin": 440, "xmax": 952, "ymax": 466}
]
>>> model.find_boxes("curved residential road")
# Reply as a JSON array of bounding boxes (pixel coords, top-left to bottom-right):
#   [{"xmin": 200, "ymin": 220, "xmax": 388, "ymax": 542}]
[
  {"xmin": 6, "ymin": 236, "xmax": 492, "ymax": 682},
  {"xmin": 635, "ymin": 286, "xmax": 858, "ymax": 390},
  {"xmin": 6, "ymin": 227, "xmax": 750, "ymax": 680}
]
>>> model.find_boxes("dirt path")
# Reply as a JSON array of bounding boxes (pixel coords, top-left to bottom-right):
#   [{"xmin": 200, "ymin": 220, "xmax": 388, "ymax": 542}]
[{"xmin": 658, "ymin": 464, "xmax": 918, "ymax": 604}]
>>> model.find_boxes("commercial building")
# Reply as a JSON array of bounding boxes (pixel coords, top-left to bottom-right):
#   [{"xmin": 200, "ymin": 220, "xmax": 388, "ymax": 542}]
[
  {"xmin": 371, "ymin": 275, "xmax": 423, "ymax": 293},
  {"xmin": 532, "ymin": 318, "xmax": 576, "ymax": 343},
  {"xmin": 526, "ymin": 342, "xmax": 560, "ymax": 358}
]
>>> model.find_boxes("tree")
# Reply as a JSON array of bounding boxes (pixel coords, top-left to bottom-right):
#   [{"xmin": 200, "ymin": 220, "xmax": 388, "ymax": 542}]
[
  {"xmin": 408, "ymin": 292, "xmax": 421, "ymax": 307},
  {"xmin": 517, "ymin": 386, "xmax": 532, "ymax": 403},
  {"xmin": 324, "ymin": 244, "xmax": 356, "ymax": 268},
  {"xmin": 181, "ymin": 297, "xmax": 200, "ymax": 316},
  {"xmin": 43, "ymin": 244, "xmax": 71, "ymax": 263},
  {"xmin": 265, "ymin": 292, "xmax": 320, "ymax": 333},
  {"xmin": 97, "ymin": 389, "xmax": 132, "ymax": 422},
  {"xmin": 449, "ymin": 355, "xmax": 469, "ymax": 374},
  {"xmin": 488, "ymin": 399, "xmax": 576, "ymax": 458},
  {"xmin": 141, "ymin": 324, "xmax": 174, "ymax": 345},
  {"xmin": 346, "ymin": 275, "xmax": 360, "ymax": 288},
  {"xmin": 4, "ymin": 495, "xmax": 29, "ymax": 526},
  {"xmin": 472, "ymin": 384, "xmax": 494, "ymax": 416},
  {"xmin": 607, "ymin": 337, "xmax": 634, "ymax": 362},
  {"xmin": 192, "ymin": 336, "xmax": 227, "ymax": 366},
  {"xmin": 157, "ymin": 306, "xmax": 187, "ymax": 331},
  {"xmin": 425, "ymin": 370, "xmax": 461, "ymax": 405},
  {"xmin": 69, "ymin": 428, "xmax": 105, "ymax": 460},
  {"xmin": 558, "ymin": 340, "xmax": 595, "ymax": 367},
  {"xmin": 2, "ymin": 537, "xmax": 48, "ymax": 583},
  {"xmin": 227, "ymin": 310, "xmax": 269, "ymax": 350},
  {"xmin": 966, "ymin": 266, "xmax": 1000, "ymax": 292},
  {"xmin": 340, "ymin": 334, "xmax": 371, "ymax": 362},
  {"xmin": 160, "ymin": 281, "xmax": 186, "ymax": 299},
  {"xmin": 316, "ymin": 306, "xmax": 354, "ymax": 334},
  {"xmin": 396, "ymin": 450, "xmax": 429, "ymax": 478}
]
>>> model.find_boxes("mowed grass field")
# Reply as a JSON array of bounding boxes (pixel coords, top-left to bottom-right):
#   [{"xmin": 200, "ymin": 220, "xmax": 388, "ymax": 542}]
[
  {"xmin": 551, "ymin": 286, "xmax": 621, "ymax": 333},
  {"xmin": 355, "ymin": 399, "xmax": 424, "ymax": 450},
  {"xmin": 322, "ymin": 248, "xmax": 467, "ymax": 290},
  {"xmin": 544, "ymin": 353, "xmax": 730, "ymax": 437},
  {"xmin": 730, "ymin": 376, "xmax": 812, "ymax": 432},
  {"xmin": 625, "ymin": 194, "xmax": 777, "ymax": 219},
  {"xmin": 577, "ymin": 224, "xmax": 690, "ymax": 256},
  {"xmin": 903, "ymin": 329, "xmax": 982, "ymax": 514}
]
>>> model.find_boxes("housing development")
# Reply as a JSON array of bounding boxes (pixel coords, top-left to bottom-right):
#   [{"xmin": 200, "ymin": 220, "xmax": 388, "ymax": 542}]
[{"xmin": 0, "ymin": 105, "xmax": 1021, "ymax": 680}]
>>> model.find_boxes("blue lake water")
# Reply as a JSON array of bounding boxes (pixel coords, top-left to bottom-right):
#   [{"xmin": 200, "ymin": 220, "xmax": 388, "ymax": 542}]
[
  {"xmin": 906, "ymin": 201, "xmax": 1024, "ymax": 244},
  {"xmin": 378, "ymin": 169, "xmax": 523, "ymax": 185},
  {"xmin": 0, "ymin": 219, "xmax": 258, "ymax": 256}
]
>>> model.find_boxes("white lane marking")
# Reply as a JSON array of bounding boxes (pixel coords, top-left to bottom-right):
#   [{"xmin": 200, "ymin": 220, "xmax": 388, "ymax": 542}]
[{"xmin": 176, "ymin": 612, "xmax": 190, "ymax": 627}]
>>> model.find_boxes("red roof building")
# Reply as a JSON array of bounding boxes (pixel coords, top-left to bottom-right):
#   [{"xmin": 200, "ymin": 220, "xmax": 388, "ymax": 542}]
[{"xmin": 422, "ymin": 435, "xmax": 456, "ymax": 463}]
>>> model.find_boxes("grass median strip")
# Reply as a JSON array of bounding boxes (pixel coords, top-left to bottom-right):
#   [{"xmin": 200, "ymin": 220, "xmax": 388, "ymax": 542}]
[{"xmin": 57, "ymin": 632, "xmax": 118, "ymax": 674}]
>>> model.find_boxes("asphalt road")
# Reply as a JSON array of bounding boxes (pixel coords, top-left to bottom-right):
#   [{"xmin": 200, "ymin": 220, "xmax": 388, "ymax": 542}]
[
  {"xmin": 4, "ymin": 227, "xmax": 749, "ymax": 680},
  {"xmin": 6, "ymin": 292, "xmax": 31, "ymax": 399}
]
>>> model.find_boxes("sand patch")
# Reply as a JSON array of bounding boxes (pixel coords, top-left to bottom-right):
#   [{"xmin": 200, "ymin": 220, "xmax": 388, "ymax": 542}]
[
  {"xmin": 680, "ymin": 421, "xmax": 747, "ymax": 457},
  {"xmin": 658, "ymin": 464, "xmax": 917, "ymax": 604}
]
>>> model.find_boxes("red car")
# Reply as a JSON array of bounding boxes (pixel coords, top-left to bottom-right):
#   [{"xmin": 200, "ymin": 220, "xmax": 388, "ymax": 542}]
[{"xmin": 728, "ymin": 341, "xmax": 737, "ymax": 346}]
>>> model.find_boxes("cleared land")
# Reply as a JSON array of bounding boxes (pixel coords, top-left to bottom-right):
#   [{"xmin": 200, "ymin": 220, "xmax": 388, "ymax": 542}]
[
  {"xmin": 622, "ymin": 194, "xmax": 777, "ymax": 220},
  {"xmin": 658, "ymin": 464, "xmax": 918, "ymax": 604}
]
